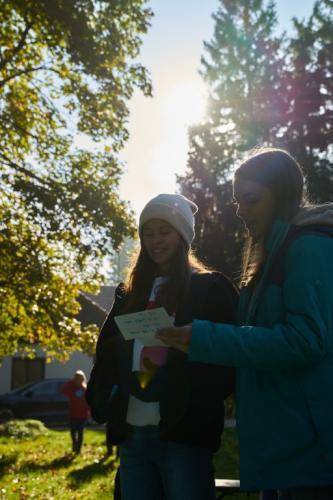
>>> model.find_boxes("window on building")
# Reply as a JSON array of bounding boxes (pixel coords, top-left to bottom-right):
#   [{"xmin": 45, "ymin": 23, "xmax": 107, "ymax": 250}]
[{"xmin": 11, "ymin": 358, "xmax": 45, "ymax": 389}]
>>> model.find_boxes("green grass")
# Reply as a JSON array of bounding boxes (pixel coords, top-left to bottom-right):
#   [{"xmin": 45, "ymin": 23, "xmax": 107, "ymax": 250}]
[
  {"xmin": 0, "ymin": 427, "xmax": 117, "ymax": 499},
  {"xmin": 0, "ymin": 424, "xmax": 258, "ymax": 499},
  {"xmin": 214, "ymin": 427, "xmax": 258, "ymax": 499}
]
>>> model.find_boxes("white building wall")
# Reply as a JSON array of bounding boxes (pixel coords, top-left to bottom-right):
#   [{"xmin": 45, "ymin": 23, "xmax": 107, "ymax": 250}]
[
  {"xmin": 45, "ymin": 352, "xmax": 93, "ymax": 380},
  {"xmin": 0, "ymin": 351, "xmax": 93, "ymax": 394},
  {"xmin": 0, "ymin": 357, "xmax": 12, "ymax": 394}
]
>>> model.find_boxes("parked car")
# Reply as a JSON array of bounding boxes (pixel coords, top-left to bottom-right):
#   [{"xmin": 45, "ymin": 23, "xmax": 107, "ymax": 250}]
[{"xmin": 0, "ymin": 378, "xmax": 70, "ymax": 424}]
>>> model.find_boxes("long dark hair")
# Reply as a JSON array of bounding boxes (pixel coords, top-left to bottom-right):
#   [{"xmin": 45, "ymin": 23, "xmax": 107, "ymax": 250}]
[
  {"xmin": 122, "ymin": 238, "xmax": 211, "ymax": 314},
  {"xmin": 235, "ymin": 147, "xmax": 306, "ymax": 286}
]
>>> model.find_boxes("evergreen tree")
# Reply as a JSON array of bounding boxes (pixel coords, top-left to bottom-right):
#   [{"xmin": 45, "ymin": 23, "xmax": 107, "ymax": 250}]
[
  {"xmin": 278, "ymin": 0, "xmax": 333, "ymax": 201},
  {"xmin": 179, "ymin": 0, "xmax": 283, "ymax": 276},
  {"xmin": 179, "ymin": 0, "xmax": 333, "ymax": 276}
]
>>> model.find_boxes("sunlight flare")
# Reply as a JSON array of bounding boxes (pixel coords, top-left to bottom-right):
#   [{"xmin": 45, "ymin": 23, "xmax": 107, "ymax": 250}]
[{"xmin": 163, "ymin": 81, "xmax": 208, "ymax": 127}]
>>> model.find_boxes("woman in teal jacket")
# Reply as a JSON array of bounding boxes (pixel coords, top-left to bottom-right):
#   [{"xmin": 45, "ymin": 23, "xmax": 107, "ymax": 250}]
[{"xmin": 157, "ymin": 148, "xmax": 333, "ymax": 500}]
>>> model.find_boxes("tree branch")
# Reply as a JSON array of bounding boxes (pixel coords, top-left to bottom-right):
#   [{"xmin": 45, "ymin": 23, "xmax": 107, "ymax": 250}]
[
  {"xmin": 0, "ymin": 151, "xmax": 56, "ymax": 192},
  {"xmin": 0, "ymin": 20, "xmax": 33, "ymax": 71},
  {"xmin": 0, "ymin": 65, "xmax": 48, "ymax": 88},
  {"xmin": 1, "ymin": 112, "xmax": 41, "ymax": 141}
]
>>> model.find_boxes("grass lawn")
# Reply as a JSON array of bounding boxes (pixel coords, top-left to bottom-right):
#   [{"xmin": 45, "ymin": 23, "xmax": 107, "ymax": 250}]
[
  {"xmin": 0, "ymin": 425, "xmax": 259, "ymax": 499},
  {"xmin": 0, "ymin": 427, "xmax": 117, "ymax": 499},
  {"xmin": 214, "ymin": 428, "xmax": 258, "ymax": 499}
]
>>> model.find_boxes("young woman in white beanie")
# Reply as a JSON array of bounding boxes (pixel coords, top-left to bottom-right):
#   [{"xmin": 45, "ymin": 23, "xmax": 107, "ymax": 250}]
[{"xmin": 86, "ymin": 193, "xmax": 238, "ymax": 500}]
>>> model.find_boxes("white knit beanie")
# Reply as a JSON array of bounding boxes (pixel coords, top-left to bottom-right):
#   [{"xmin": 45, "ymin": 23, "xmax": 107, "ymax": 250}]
[{"xmin": 139, "ymin": 194, "xmax": 198, "ymax": 245}]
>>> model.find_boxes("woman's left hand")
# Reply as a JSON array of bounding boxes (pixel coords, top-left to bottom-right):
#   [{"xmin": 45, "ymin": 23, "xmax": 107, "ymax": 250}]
[{"xmin": 156, "ymin": 325, "xmax": 192, "ymax": 353}]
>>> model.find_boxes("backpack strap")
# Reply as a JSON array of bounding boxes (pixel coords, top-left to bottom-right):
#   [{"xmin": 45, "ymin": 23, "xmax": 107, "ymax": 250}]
[{"xmin": 269, "ymin": 224, "xmax": 333, "ymax": 286}]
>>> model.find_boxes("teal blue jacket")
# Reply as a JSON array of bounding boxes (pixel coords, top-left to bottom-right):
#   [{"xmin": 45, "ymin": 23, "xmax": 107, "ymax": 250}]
[{"xmin": 189, "ymin": 218, "xmax": 333, "ymax": 490}]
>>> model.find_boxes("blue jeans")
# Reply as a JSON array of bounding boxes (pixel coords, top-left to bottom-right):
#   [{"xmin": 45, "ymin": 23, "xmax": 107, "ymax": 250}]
[{"xmin": 119, "ymin": 426, "xmax": 216, "ymax": 500}]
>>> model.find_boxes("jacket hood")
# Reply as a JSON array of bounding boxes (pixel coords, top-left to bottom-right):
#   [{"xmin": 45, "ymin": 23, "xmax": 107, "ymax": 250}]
[{"xmin": 292, "ymin": 203, "xmax": 333, "ymax": 228}]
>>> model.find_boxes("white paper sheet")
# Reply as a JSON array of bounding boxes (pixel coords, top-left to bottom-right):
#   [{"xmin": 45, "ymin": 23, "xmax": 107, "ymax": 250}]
[{"xmin": 114, "ymin": 307, "xmax": 173, "ymax": 346}]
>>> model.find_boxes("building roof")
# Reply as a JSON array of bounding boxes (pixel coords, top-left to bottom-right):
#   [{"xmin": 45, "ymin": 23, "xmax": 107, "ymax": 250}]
[
  {"xmin": 78, "ymin": 285, "xmax": 116, "ymax": 328},
  {"xmin": 81, "ymin": 285, "xmax": 116, "ymax": 312}
]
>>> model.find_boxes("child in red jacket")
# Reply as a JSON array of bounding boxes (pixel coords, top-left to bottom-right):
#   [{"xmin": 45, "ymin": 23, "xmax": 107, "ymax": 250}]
[{"xmin": 62, "ymin": 370, "xmax": 90, "ymax": 454}]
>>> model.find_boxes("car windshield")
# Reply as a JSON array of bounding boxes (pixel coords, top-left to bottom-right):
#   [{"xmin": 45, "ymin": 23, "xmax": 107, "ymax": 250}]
[
  {"xmin": 7, "ymin": 379, "xmax": 69, "ymax": 395},
  {"xmin": 9, "ymin": 382, "xmax": 37, "ymax": 394}
]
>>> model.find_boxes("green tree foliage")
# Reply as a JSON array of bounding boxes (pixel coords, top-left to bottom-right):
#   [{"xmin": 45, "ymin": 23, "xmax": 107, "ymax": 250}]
[
  {"xmin": 0, "ymin": 0, "xmax": 152, "ymax": 358},
  {"xmin": 108, "ymin": 236, "xmax": 138, "ymax": 285},
  {"xmin": 278, "ymin": 0, "xmax": 333, "ymax": 201},
  {"xmin": 179, "ymin": 0, "xmax": 333, "ymax": 277},
  {"xmin": 180, "ymin": 0, "xmax": 283, "ymax": 276}
]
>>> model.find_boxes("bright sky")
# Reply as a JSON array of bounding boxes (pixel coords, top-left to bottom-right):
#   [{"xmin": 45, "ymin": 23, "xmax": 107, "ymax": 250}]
[{"xmin": 119, "ymin": 0, "xmax": 316, "ymax": 219}]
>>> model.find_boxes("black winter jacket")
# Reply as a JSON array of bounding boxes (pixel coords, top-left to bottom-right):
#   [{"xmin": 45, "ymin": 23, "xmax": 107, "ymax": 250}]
[{"xmin": 86, "ymin": 272, "xmax": 238, "ymax": 452}]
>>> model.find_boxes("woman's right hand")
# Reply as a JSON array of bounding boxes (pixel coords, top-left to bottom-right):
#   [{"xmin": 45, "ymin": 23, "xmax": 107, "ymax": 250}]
[{"xmin": 155, "ymin": 325, "xmax": 192, "ymax": 353}]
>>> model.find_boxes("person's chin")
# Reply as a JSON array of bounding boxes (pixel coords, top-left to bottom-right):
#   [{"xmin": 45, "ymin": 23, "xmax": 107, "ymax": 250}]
[
  {"xmin": 250, "ymin": 230, "xmax": 266, "ymax": 243},
  {"xmin": 151, "ymin": 255, "xmax": 170, "ymax": 267},
  {"xmin": 247, "ymin": 226, "xmax": 260, "ymax": 241}
]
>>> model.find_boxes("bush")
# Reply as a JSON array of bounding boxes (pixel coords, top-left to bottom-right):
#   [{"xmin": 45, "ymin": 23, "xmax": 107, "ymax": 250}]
[{"xmin": 0, "ymin": 419, "xmax": 49, "ymax": 439}]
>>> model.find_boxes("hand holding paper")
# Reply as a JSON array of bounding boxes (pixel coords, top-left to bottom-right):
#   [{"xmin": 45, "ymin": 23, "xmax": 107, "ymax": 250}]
[
  {"xmin": 114, "ymin": 307, "xmax": 174, "ymax": 346},
  {"xmin": 156, "ymin": 324, "xmax": 192, "ymax": 353}
]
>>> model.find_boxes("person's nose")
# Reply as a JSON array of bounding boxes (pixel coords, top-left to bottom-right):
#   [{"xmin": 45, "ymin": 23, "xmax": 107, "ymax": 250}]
[
  {"xmin": 237, "ymin": 203, "xmax": 250, "ymax": 223},
  {"xmin": 235, "ymin": 202, "xmax": 245, "ymax": 219},
  {"xmin": 151, "ymin": 233, "xmax": 163, "ymax": 245}
]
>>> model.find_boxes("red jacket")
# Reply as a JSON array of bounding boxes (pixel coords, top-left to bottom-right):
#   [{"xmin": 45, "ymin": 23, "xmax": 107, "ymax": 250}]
[{"xmin": 61, "ymin": 380, "xmax": 90, "ymax": 419}]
